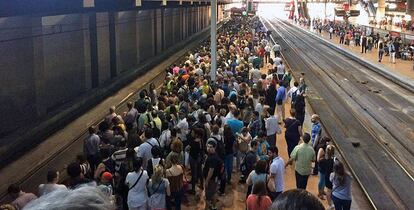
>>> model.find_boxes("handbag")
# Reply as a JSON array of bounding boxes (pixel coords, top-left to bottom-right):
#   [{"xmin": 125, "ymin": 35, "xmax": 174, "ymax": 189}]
[
  {"xmin": 238, "ymin": 136, "xmax": 249, "ymax": 153},
  {"xmin": 266, "ymin": 174, "xmax": 276, "ymax": 193},
  {"xmin": 148, "ymin": 181, "xmax": 164, "ymax": 208}
]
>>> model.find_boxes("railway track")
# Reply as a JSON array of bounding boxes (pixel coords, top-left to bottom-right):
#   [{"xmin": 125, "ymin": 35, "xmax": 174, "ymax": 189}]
[{"xmin": 261, "ymin": 17, "xmax": 414, "ymax": 209}]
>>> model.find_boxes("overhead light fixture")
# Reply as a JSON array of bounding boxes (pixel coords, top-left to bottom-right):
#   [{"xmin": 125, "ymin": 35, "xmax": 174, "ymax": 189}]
[{"xmin": 83, "ymin": 0, "xmax": 94, "ymax": 8}]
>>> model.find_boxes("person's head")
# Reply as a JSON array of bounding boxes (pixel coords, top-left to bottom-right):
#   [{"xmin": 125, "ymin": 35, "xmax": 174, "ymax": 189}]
[
  {"xmin": 88, "ymin": 126, "xmax": 97, "ymax": 134},
  {"xmin": 139, "ymin": 91, "xmax": 146, "ymax": 99},
  {"xmin": 127, "ymin": 101, "xmax": 133, "ymax": 109},
  {"xmin": 67, "ymin": 162, "xmax": 82, "ymax": 178},
  {"xmin": 169, "ymin": 152, "xmax": 181, "ymax": 165},
  {"xmin": 290, "ymin": 109, "xmax": 296, "ymax": 117},
  {"xmin": 250, "ymin": 140, "xmax": 258, "ymax": 150},
  {"xmin": 268, "ymin": 146, "xmax": 279, "ymax": 158},
  {"xmin": 151, "ymin": 165, "xmax": 164, "ymax": 184},
  {"xmin": 311, "ymin": 114, "xmax": 320, "ymax": 123},
  {"xmin": 109, "ymin": 106, "xmax": 116, "ymax": 114},
  {"xmin": 144, "ymin": 127, "xmax": 153, "ymax": 139},
  {"xmin": 47, "ymin": 170, "xmax": 60, "ymax": 183},
  {"xmin": 133, "ymin": 157, "xmax": 143, "ymax": 172},
  {"xmin": 7, "ymin": 184, "xmax": 21, "ymax": 199},
  {"xmin": 211, "ymin": 124, "xmax": 220, "ymax": 135},
  {"xmin": 326, "ymin": 145, "xmax": 335, "ymax": 159},
  {"xmin": 170, "ymin": 139, "xmax": 183, "ymax": 153},
  {"xmin": 207, "ymin": 140, "xmax": 217, "ymax": 154},
  {"xmin": 22, "ymin": 185, "xmax": 115, "ymax": 210},
  {"xmin": 317, "ymin": 136, "xmax": 331, "ymax": 149},
  {"xmin": 270, "ymin": 189, "xmax": 325, "ymax": 210},
  {"xmin": 255, "ymin": 160, "xmax": 267, "ymax": 174},
  {"xmin": 302, "ymin": 133, "xmax": 311, "ymax": 144}
]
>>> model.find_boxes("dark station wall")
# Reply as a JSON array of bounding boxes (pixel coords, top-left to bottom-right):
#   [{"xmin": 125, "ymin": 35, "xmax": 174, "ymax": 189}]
[{"xmin": 0, "ymin": 5, "xmax": 218, "ymax": 139}]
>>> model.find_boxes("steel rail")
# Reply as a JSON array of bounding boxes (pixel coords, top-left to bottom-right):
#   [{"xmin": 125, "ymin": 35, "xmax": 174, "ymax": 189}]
[{"xmin": 262, "ymin": 16, "xmax": 414, "ymax": 209}]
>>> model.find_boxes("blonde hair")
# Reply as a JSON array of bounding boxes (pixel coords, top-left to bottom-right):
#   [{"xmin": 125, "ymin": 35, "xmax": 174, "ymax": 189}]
[
  {"xmin": 326, "ymin": 145, "xmax": 335, "ymax": 159},
  {"xmin": 151, "ymin": 165, "xmax": 164, "ymax": 184}
]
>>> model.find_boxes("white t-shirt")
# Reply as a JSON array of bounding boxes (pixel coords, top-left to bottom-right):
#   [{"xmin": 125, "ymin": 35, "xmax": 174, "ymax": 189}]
[
  {"xmin": 250, "ymin": 68, "xmax": 262, "ymax": 84},
  {"xmin": 270, "ymin": 156, "xmax": 285, "ymax": 192},
  {"xmin": 176, "ymin": 118, "xmax": 189, "ymax": 141},
  {"xmin": 125, "ymin": 170, "xmax": 149, "ymax": 208},
  {"xmin": 38, "ymin": 183, "xmax": 67, "ymax": 196},
  {"xmin": 287, "ymin": 86, "xmax": 299, "ymax": 101},
  {"xmin": 137, "ymin": 138, "xmax": 160, "ymax": 169},
  {"xmin": 273, "ymin": 57, "xmax": 282, "ymax": 66}
]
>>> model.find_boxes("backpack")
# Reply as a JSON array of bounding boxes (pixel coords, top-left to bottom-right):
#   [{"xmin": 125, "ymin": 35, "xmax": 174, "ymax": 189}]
[
  {"xmin": 291, "ymin": 89, "xmax": 299, "ymax": 105},
  {"xmin": 211, "ymin": 136, "xmax": 225, "ymax": 160},
  {"xmin": 146, "ymin": 114, "xmax": 161, "ymax": 139}
]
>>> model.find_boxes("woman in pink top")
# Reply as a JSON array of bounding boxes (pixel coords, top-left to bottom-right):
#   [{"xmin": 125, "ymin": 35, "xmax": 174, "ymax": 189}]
[{"xmin": 246, "ymin": 181, "xmax": 272, "ymax": 210}]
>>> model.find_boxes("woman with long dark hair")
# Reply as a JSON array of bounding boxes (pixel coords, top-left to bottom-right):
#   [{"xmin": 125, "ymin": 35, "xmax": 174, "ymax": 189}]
[
  {"xmin": 246, "ymin": 181, "xmax": 272, "ymax": 210},
  {"xmin": 330, "ymin": 160, "xmax": 352, "ymax": 210}
]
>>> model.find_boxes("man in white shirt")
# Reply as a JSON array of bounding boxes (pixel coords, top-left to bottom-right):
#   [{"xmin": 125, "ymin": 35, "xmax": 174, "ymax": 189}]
[
  {"xmin": 273, "ymin": 56, "xmax": 282, "ymax": 67},
  {"xmin": 38, "ymin": 170, "xmax": 67, "ymax": 196},
  {"xmin": 136, "ymin": 128, "xmax": 160, "ymax": 170},
  {"xmin": 244, "ymin": 46, "xmax": 250, "ymax": 55},
  {"xmin": 269, "ymin": 146, "xmax": 285, "ymax": 201},
  {"xmin": 264, "ymin": 44, "xmax": 272, "ymax": 63},
  {"xmin": 176, "ymin": 112, "xmax": 189, "ymax": 142},
  {"xmin": 249, "ymin": 68, "xmax": 262, "ymax": 84},
  {"xmin": 272, "ymin": 42, "xmax": 281, "ymax": 56},
  {"xmin": 287, "ymin": 81, "xmax": 300, "ymax": 108},
  {"xmin": 265, "ymin": 108, "xmax": 281, "ymax": 148},
  {"xmin": 276, "ymin": 61, "xmax": 286, "ymax": 81}
]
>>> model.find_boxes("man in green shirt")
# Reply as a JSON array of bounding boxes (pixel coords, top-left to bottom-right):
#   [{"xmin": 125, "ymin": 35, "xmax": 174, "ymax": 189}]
[{"xmin": 285, "ymin": 133, "xmax": 315, "ymax": 189}]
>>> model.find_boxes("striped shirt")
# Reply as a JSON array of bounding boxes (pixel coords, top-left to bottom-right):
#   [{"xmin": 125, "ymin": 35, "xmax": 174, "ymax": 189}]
[{"xmin": 112, "ymin": 148, "xmax": 128, "ymax": 171}]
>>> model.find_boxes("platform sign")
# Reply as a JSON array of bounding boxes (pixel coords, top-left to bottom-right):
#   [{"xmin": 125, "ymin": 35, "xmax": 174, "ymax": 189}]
[{"xmin": 135, "ymin": 0, "xmax": 142, "ymax": 7}]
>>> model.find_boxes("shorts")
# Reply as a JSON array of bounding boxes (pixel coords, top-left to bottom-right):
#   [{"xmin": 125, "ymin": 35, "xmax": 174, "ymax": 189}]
[{"xmin": 205, "ymin": 180, "xmax": 218, "ymax": 201}]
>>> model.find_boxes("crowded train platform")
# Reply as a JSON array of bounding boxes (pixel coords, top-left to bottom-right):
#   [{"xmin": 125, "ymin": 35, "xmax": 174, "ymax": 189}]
[
  {"xmin": 2, "ymin": 1, "xmax": 414, "ymax": 209},
  {"xmin": 0, "ymin": 16, "xmax": 357, "ymax": 210}
]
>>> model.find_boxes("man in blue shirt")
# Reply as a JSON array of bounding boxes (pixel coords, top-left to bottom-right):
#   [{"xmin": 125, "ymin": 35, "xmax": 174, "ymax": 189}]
[
  {"xmin": 275, "ymin": 83, "xmax": 286, "ymax": 122},
  {"xmin": 226, "ymin": 110, "xmax": 243, "ymax": 135}
]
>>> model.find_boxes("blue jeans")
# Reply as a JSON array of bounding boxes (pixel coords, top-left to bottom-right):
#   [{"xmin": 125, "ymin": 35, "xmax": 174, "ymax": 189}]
[
  {"xmin": 318, "ymin": 172, "xmax": 326, "ymax": 190},
  {"xmin": 332, "ymin": 195, "xmax": 351, "ymax": 210},
  {"xmin": 224, "ymin": 154, "xmax": 233, "ymax": 181}
]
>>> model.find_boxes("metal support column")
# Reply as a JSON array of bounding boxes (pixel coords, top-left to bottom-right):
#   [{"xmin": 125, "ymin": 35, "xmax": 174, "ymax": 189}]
[
  {"xmin": 376, "ymin": 0, "xmax": 385, "ymax": 21},
  {"xmin": 161, "ymin": 8, "xmax": 165, "ymax": 50},
  {"xmin": 407, "ymin": 0, "xmax": 414, "ymax": 20},
  {"xmin": 210, "ymin": 0, "xmax": 217, "ymax": 82},
  {"xmin": 109, "ymin": 12, "xmax": 117, "ymax": 78},
  {"xmin": 153, "ymin": 10, "xmax": 158, "ymax": 55},
  {"xmin": 89, "ymin": 12, "xmax": 99, "ymax": 87}
]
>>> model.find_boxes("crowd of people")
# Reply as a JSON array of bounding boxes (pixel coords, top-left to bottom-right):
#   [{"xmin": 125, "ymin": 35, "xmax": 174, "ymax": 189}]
[
  {"xmin": 309, "ymin": 19, "xmax": 414, "ymax": 65},
  {"xmin": 1, "ymin": 16, "xmax": 353, "ymax": 210}
]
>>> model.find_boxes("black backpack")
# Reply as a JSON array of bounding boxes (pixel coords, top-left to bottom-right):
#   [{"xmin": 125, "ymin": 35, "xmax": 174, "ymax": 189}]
[{"xmin": 211, "ymin": 136, "xmax": 225, "ymax": 160}]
